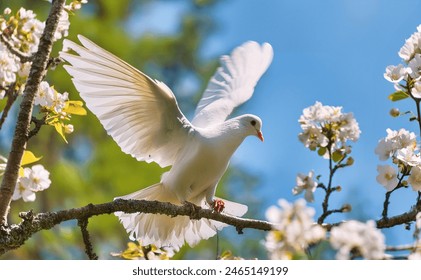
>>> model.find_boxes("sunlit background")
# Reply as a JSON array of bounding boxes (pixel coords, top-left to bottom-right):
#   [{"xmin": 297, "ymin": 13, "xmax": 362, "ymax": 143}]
[{"xmin": 1, "ymin": 0, "xmax": 421, "ymax": 259}]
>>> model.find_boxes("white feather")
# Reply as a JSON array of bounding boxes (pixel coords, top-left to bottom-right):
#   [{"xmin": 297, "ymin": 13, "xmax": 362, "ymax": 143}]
[{"xmin": 192, "ymin": 41, "xmax": 273, "ymax": 128}]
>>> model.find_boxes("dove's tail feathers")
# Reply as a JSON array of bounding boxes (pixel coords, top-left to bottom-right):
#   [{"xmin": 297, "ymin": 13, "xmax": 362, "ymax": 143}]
[{"xmin": 114, "ymin": 184, "xmax": 247, "ymax": 251}]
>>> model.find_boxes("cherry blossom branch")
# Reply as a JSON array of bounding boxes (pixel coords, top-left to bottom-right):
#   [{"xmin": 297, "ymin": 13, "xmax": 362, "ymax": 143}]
[
  {"xmin": 382, "ymin": 173, "xmax": 407, "ymax": 219},
  {"xmin": 0, "ymin": 0, "xmax": 66, "ymax": 225},
  {"xmin": 0, "ymin": 199, "xmax": 275, "ymax": 256},
  {"xmin": 317, "ymin": 140, "xmax": 348, "ymax": 224},
  {"xmin": 0, "ymin": 33, "xmax": 33, "ymax": 63}
]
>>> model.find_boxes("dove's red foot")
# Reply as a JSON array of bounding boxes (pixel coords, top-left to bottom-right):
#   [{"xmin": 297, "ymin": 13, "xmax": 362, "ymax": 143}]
[{"xmin": 212, "ymin": 199, "xmax": 225, "ymax": 213}]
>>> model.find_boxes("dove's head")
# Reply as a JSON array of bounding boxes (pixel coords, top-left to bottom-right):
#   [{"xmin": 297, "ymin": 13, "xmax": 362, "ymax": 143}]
[{"xmin": 239, "ymin": 114, "xmax": 264, "ymax": 142}]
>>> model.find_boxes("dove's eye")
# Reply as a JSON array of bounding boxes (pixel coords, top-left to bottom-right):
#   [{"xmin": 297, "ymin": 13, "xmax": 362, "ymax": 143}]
[{"xmin": 250, "ymin": 120, "xmax": 256, "ymax": 126}]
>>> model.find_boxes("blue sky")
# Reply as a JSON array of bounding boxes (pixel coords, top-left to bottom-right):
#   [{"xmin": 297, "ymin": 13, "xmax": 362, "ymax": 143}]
[{"xmin": 129, "ymin": 0, "xmax": 421, "ymax": 245}]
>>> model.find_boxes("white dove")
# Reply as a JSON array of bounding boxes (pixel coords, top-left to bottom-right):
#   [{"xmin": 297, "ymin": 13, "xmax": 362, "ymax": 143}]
[{"xmin": 60, "ymin": 35, "xmax": 273, "ymax": 250}]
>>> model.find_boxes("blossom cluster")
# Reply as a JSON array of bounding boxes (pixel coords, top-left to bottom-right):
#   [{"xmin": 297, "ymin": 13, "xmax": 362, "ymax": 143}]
[
  {"xmin": 13, "ymin": 164, "xmax": 51, "ymax": 202},
  {"xmin": 298, "ymin": 101, "xmax": 361, "ymax": 159},
  {"xmin": 384, "ymin": 25, "xmax": 421, "ymax": 100},
  {"xmin": 330, "ymin": 220, "xmax": 385, "ymax": 260},
  {"xmin": 0, "ymin": 1, "xmax": 87, "ymax": 99},
  {"xmin": 0, "ymin": 7, "xmax": 71, "ymax": 98},
  {"xmin": 0, "ymin": 153, "xmax": 51, "ymax": 202},
  {"xmin": 375, "ymin": 128, "xmax": 421, "ymax": 192},
  {"xmin": 264, "ymin": 199, "xmax": 326, "ymax": 259}
]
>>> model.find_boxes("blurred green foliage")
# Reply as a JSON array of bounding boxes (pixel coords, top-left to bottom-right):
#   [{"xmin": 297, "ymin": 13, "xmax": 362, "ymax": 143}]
[{"xmin": 0, "ymin": 0, "xmax": 264, "ymax": 259}]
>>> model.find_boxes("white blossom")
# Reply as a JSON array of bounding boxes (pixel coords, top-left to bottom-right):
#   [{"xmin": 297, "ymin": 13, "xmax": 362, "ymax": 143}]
[
  {"xmin": 330, "ymin": 220, "xmax": 385, "ymax": 260},
  {"xmin": 0, "ymin": 43, "xmax": 19, "ymax": 98},
  {"xmin": 12, "ymin": 178, "xmax": 36, "ymax": 202},
  {"xmin": 408, "ymin": 166, "xmax": 421, "ymax": 191},
  {"xmin": 19, "ymin": 8, "xmax": 44, "ymax": 54},
  {"xmin": 298, "ymin": 101, "xmax": 360, "ymax": 155},
  {"xmin": 292, "ymin": 171, "xmax": 318, "ymax": 202},
  {"xmin": 264, "ymin": 199, "xmax": 326, "ymax": 259},
  {"xmin": 375, "ymin": 128, "xmax": 417, "ymax": 161},
  {"xmin": 35, "ymin": 81, "xmax": 55, "ymax": 107},
  {"xmin": 399, "ymin": 25, "xmax": 421, "ymax": 62},
  {"xmin": 384, "ymin": 64, "xmax": 410, "ymax": 83},
  {"xmin": 408, "ymin": 252, "xmax": 421, "ymax": 260},
  {"xmin": 35, "ymin": 82, "xmax": 68, "ymax": 112},
  {"xmin": 19, "ymin": 164, "xmax": 51, "ymax": 192},
  {"xmin": 376, "ymin": 165, "xmax": 398, "ymax": 191},
  {"xmin": 51, "ymin": 91, "xmax": 69, "ymax": 113},
  {"xmin": 412, "ymin": 81, "xmax": 421, "ymax": 99},
  {"xmin": 408, "ymin": 54, "xmax": 421, "ymax": 80},
  {"xmin": 396, "ymin": 147, "xmax": 421, "ymax": 166},
  {"xmin": 54, "ymin": 10, "xmax": 70, "ymax": 41}
]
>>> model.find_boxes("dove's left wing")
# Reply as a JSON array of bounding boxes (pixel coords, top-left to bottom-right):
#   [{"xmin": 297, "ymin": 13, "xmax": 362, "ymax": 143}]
[
  {"xmin": 60, "ymin": 35, "xmax": 193, "ymax": 168},
  {"xmin": 192, "ymin": 41, "xmax": 273, "ymax": 128}
]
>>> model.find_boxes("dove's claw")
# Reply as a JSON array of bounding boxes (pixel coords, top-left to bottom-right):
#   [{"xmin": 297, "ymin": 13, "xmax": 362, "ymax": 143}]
[{"xmin": 212, "ymin": 199, "xmax": 225, "ymax": 213}]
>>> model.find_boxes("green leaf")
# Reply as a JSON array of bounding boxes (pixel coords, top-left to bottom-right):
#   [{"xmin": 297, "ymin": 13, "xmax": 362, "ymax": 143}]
[
  {"xmin": 388, "ymin": 91, "xmax": 409, "ymax": 102},
  {"xmin": 318, "ymin": 147, "xmax": 326, "ymax": 156},
  {"xmin": 64, "ymin": 101, "xmax": 87, "ymax": 115},
  {"xmin": 332, "ymin": 151, "xmax": 344, "ymax": 162},
  {"xmin": 21, "ymin": 150, "xmax": 42, "ymax": 166},
  {"xmin": 54, "ymin": 122, "xmax": 68, "ymax": 143}
]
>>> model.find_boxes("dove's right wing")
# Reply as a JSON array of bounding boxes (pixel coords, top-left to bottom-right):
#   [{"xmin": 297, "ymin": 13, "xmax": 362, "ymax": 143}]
[
  {"xmin": 192, "ymin": 41, "xmax": 273, "ymax": 128},
  {"xmin": 60, "ymin": 35, "xmax": 193, "ymax": 168}
]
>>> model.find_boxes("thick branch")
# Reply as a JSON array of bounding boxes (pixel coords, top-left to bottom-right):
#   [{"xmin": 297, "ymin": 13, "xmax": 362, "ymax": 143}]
[
  {"xmin": 0, "ymin": 0, "xmax": 66, "ymax": 224},
  {"xmin": 0, "ymin": 199, "xmax": 274, "ymax": 256}
]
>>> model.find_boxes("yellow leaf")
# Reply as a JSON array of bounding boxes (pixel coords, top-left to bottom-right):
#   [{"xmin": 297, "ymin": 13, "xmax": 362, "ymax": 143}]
[
  {"xmin": 64, "ymin": 100, "xmax": 87, "ymax": 115},
  {"xmin": 19, "ymin": 167, "xmax": 24, "ymax": 177},
  {"xmin": 21, "ymin": 150, "xmax": 42, "ymax": 166},
  {"xmin": 54, "ymin": 122, "xmax": 68, "ymax": 143}
]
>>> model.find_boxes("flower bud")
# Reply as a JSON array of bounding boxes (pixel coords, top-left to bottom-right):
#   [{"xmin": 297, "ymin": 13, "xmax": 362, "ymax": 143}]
[
  {"xmin": 389, "ymin": 108, "xmax": 400, "ymax": 117},
  {"xmin": 346, "ymin": 157, "xmax": 354, "ymax": 166},
  {"xmin": 341, "ymin": 204, "xmax": 352, "ymax": 212},
  {"xmin": 4, "ymin": 8, "xmax": 11, "ymax": 15},
  {"xmin": 64, "ymin": 124, "xmax": 74, "ymax": 134}
]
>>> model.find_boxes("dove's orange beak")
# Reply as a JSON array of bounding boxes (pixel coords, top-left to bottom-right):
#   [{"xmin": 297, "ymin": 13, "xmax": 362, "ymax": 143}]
[{"xmin": 257, "ymin": 131, "xmax": 264, "ymax": 142}]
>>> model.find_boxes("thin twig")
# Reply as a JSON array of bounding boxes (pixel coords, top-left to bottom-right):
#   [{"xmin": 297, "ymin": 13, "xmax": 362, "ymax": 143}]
[
  {"xmin": 381, "ymin": 173, "xmax": 407, "ymax": 219},
  {"xmin": 317, "ymin": 141, "xmax": 347, "ymax": 224},
  {"xmin": 0, "ymin": 83, "xmax": 18, "ymax": 130},
  {"xmin": 77, "ymin": 218, "xmax": 98, "ymax": 260},
  {"xmin": 28, "ymin": 116, "xmax": 46, "ymax": 139}
]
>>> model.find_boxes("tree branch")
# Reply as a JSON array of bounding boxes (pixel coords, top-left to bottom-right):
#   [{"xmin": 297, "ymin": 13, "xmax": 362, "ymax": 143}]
[
  {"xmin": 0, "ymin": 83, "xmax": 18, "ymax": 130},
  {"xmin": 377, "ymin": 201, "xmax": 421, "ymax": 229},
  {"xmin": 0, "ymin": 0, "xmax": 66, "ymax": 225},
  {"xmin": 0, "ymin": 199, "xmax": 275, "ymax": 256},
  {"xmin": 78, "ymin": 218, "xmax": 98, "ymax": 260}
]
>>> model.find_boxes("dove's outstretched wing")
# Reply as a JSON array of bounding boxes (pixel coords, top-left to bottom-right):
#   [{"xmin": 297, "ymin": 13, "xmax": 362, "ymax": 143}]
[
  {"xmin": 60, "ymin": 35, "xmax": 192, "ymax": 168},
  {"xmin": 192, "ymin": 41, "xmax": 273, "ymax": 128}
]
